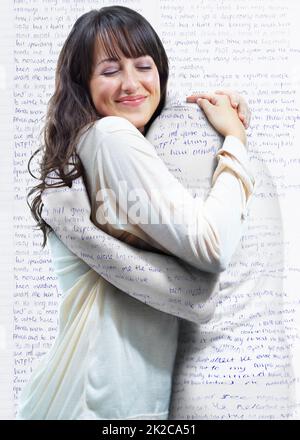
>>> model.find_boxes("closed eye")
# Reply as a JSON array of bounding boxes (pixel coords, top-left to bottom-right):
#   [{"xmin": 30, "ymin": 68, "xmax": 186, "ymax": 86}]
[
  {"xmin": 101, "ymin": 66, "xmax": 152, "ymax": 76},
  {"xmin": 102, "ymin": 70, "xmax": 119, "ymax": 76}
]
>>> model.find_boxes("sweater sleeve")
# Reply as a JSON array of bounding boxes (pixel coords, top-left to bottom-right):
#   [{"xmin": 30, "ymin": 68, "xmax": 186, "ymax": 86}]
[
  {"xmin": 87, "ymin": 116, "xmax": 255, "ymax": 273},
  {"xmin": 41, "ymin": 180, "xmax": 219, "ymax": 324}
]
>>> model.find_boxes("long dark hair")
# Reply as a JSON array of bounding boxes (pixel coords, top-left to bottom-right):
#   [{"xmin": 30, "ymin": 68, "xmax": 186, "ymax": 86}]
[{"xmin": 27, "ymin": 6, "xmax": 169, "ymax": 247}]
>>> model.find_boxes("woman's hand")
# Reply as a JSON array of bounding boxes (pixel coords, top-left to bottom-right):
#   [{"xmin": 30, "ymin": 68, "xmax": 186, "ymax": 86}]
[
  {"xmin": 188, "ymin": 93, "xmax": 247, "ymax": 145},
  {"xmin": 186, "ymin": 89, "xmax": 251, "ymax": 129}
]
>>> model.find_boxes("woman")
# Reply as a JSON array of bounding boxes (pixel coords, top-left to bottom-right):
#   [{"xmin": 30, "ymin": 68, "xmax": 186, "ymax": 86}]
[{"xmin": 18, "ymin": 6, "xmax": 254, "ymax": 420}]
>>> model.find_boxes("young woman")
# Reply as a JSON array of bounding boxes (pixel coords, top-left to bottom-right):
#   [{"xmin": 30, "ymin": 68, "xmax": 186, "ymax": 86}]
[{"xmin": 18, "ymin": 6, "xmax": 254, "ymax": 420}]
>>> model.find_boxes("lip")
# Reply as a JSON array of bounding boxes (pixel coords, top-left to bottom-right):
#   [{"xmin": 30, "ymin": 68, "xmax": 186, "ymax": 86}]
[{"xmin": 116, "ymin": 95, "xmax": 148, "ymax": 106}]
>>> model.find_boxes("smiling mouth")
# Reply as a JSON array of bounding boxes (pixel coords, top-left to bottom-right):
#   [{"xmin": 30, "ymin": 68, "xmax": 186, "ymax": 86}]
[{"xmin": 116, "ymin": 96, "xmax": 148, "ymax": 106}]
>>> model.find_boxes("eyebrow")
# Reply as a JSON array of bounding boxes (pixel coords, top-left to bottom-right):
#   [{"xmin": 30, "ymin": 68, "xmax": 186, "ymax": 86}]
[
  {"xmin": 96, "ymin": 55, "xmax": 151, "ymax": 67},
  {"xmin": 96, "ymin": 58, "xmax": 119, "ymax": 67}
]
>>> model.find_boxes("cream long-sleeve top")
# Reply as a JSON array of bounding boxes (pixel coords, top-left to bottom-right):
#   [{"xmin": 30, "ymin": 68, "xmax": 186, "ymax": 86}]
[{"xmin": 17, "ymin": 114, "xmax": 254, "ymax": 420}]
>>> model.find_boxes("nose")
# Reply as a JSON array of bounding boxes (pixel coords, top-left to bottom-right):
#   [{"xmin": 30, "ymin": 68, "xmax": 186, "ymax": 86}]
[{"xmin": 121, "ymin": 66, "xmax": 139, "ymax": 94}]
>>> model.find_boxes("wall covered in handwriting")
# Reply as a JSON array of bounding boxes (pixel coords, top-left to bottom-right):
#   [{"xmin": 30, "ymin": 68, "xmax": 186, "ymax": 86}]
[{"xmin": 7, "ymin": 0, "xmax": 300, "ymax": 419}]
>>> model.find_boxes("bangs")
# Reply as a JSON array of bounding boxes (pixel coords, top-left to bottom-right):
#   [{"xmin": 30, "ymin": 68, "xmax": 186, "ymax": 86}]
[{"xmin": 94, "ymin": 18, "xmax": 157, "ymax": 63}]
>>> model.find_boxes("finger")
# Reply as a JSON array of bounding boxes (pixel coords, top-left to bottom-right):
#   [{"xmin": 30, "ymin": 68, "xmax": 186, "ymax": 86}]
[
  {"xmin": 238, "ymin": 103, "xmax": 251, "ymax": 124},
  {"xmin": 186, "ymin": 93, "xmax": 217, "ymax": 105},
  {"xmin": 216, "ymin": 90, "xmax": 251, "ymax": 128},
  {"xmin": 217, "ymin": 91, "xmax": 238, "ymax": 108},
  {"xmin": 215, "ymin": 89, "xmax": 239, "ymax": 109},
  {"xmin": 203, "ymin": 94, "xmax": 217, "ymax": 105},
  {"xmin": 242, "ymin": 117, "xmax": 249, "ymax": 129},
  {"xmin": 194, "ymin": 93, "xmax": 217, "ymax": 105},
  {"xmin": 238, "ymin": 112, "xmax": 249, "ymax": 129},
  {"xmin": 186, "ymin": 95, "xmax": 199, "ymax": 103},
  {"xmin": 238, "ymin": 102, "xmax": 251, "ymax": 128},
  {"xmin": 236, "ymin": 98, "xmax": 248, "ymax": 115},
  {"xmin": 196, "ymin": 97, "xmax": 214, "ymax": 113}
]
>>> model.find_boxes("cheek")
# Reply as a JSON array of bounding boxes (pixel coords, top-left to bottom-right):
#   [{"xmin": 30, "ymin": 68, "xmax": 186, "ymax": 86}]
[
  {"xmin": 90, "ymin": 79, "xmax": 113, "ymax": 105},
  {"xmin": 147, "ymin": 75, "xmax": 160, "ymax": 115},
  {"xmin": 143, "ymin": 70, "xmax": 160, "ymax": 93}
]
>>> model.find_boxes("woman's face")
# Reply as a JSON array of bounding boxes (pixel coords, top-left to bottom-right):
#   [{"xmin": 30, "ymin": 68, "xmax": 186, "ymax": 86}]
[{"xmin": 89, "ymin": 47, "xmax": 161, "ymax": 133}]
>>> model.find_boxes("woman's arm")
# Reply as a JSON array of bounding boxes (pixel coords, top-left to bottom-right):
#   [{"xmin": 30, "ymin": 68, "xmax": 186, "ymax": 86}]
[
  {"xmin": 41, "ymin": 179, "xmax": 219, "ymax": 324},
  {"xmin": 77, "ymin": 104, "xmax": 254, "ymax": 273}
]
